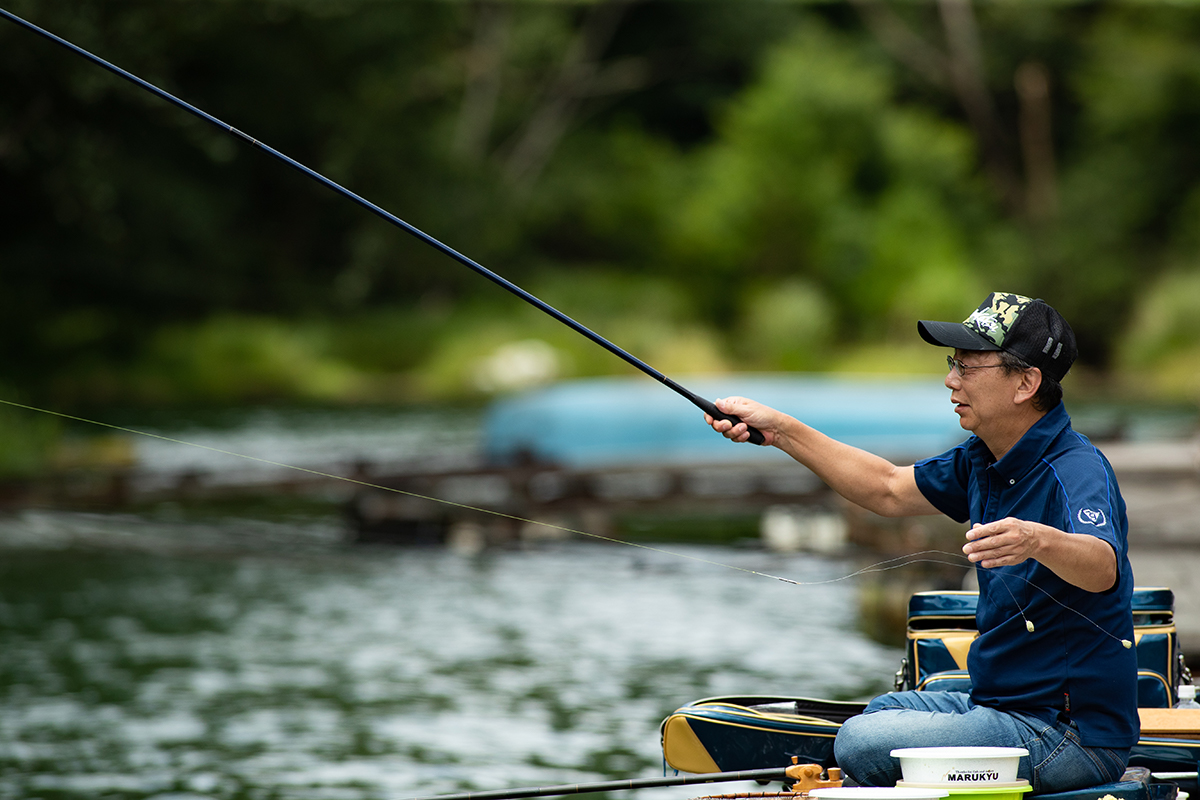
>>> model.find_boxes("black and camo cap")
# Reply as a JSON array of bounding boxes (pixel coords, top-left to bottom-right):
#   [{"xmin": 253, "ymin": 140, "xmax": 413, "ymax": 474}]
[{"xmin": 917, "ymin": 292, "xmax": 1077, "ymax": 382}]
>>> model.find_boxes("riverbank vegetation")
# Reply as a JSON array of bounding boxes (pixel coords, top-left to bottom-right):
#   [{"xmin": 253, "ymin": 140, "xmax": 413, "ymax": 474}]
[{"xmin": 3, "ymin": 1, "xmax": 1200, "ymax": 472}]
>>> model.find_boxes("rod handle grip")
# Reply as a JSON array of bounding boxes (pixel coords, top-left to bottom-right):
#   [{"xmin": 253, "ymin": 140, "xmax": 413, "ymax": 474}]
[{"xmin": 694, "ymin": 396, "xmax": 766, "ymax": 446}]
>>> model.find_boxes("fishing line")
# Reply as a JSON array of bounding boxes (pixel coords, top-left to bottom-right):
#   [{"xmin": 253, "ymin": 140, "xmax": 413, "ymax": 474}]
[
  {"xmin": 995, "ymin": 565, "xmax": 1037, "ymax": 634},
  {"xmin": 0, "ymin": 6, "xmax": 763, "ymax": 445},
  {"xmin": 0, "ymin": 397, "xmax": 796, "ymax": 583},
  {"xmin": 0, "ymin": 13, "xmax": 1139, "ymax": 647},
  {"xmin": 0, "ymin": 396, "xmax": 1137, "ymax": 647},
  {"xmin": 885, "ymin": 548, "xmax": 1134, "ymax": 650},
  {"xmin": 0, "ymin": 398, "xmax": 978, "ymax": 590},
  {"xmin": 988, "ymin": 559, "xmax": 1134, "ymax": 649},
  {"xmin": 782, "ymin": 544, "xmax": 1134, "ymax": 649}
]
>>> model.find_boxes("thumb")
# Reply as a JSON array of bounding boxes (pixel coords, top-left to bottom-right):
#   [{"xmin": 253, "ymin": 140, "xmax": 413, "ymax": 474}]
[{"xmin": 714, "ymin": 396, "xmax": 747, "ymax": 414}]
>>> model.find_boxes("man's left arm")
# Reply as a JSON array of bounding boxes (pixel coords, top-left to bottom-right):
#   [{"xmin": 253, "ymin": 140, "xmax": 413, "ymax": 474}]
[{"xmin": 963, "ymin": 519, "xmax": 1117, "ymax": 593}]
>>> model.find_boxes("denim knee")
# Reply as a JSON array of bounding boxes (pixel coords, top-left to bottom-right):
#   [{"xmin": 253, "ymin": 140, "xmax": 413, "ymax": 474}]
[{"xmin": 833, "ymin": 711, "xmax": 905, "ymax": 786}]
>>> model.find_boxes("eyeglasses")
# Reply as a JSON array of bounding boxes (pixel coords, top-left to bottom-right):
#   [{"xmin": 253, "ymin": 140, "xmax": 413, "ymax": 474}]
[{"xmin": 947, "ymin": 355, "xmax": 1005, "ymax": 377}]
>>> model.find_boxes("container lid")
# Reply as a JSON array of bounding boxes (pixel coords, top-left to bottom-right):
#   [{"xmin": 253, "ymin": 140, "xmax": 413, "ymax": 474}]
[
  {"xmin": 809, "ymin": 789, "xmax": 950, "ymax": 800},
  {"xmin": 891, "ymin": 747, "xmax": 1029, "ymax": 759},
  {"xmin": 897, "ymin": 782, "xmax": 1032, "ymax": 794}
]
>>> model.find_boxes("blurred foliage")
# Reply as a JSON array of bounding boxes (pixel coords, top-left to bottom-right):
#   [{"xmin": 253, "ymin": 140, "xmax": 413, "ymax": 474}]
[
  {"xmin": 132, "ymin": 315, "xmax": 366, "ymax": 405},
  {"xmin": 736, "ymin": 280, "xmax": 835, "ymax": 372},
  {"xmin": 1116, "ymin": 269, "xmax": 1200, "ymax": 401},
  {"xmin": 0, "ymin": 390, "xmax": 61, "ymax": 477},
  {"xmin": 665, "ymin": 19, "xmax": 991, "ymax": 336},
  {"xmin": 3, "ymin": 0, "xmax": 1200, "ymax": 432}
]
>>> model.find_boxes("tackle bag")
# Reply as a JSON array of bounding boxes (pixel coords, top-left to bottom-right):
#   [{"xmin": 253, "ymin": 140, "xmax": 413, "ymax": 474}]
[
  {"xmin": 661, "ymin": 588, "xmax": 1199, "ymax": 780},
  {"xmin": 660, "ymin": 696, "xmax": 866, "ymax": 773},
  {"xmin": 898, "ymin": 588, "xmax": 1183, "ymax": 707},
  {"xmin": 898, "ymin": 588, "xmax": 1200, "ymax": 778}
]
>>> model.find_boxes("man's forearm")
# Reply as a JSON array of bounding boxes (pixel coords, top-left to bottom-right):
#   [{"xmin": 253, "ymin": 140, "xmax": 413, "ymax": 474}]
[
  {"xmin": 964, "ymin": 519, "xmax": 1118, "ymax": 593},
  {"xmin": 1032, "ymin": 525, "xmax": 1118, "ymax": 593},
  {"xmin": 771, "ymin": 414, "xmax": 937, "ymax": 518}
]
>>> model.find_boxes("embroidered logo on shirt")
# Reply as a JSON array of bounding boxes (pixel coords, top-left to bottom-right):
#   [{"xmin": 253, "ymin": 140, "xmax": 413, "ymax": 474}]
[{"xmin": 1077, "ymin": 508, "xmax": 1108, "ymax": 527}]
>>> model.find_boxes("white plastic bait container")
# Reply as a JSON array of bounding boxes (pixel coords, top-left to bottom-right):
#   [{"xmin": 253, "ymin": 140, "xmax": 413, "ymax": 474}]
[
  {"xmin": 890, "ymin": 747, "xmax": 1028, "ymax": 785},
  {"xmin": 810, "ymin": 788, "xmax": 950, "ymax": 800}
]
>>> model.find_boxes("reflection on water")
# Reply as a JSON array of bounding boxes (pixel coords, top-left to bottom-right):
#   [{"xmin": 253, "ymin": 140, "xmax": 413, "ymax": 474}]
[{"xmin": 0, "ymin": 513, "xmax": 900, "ymax": 800}]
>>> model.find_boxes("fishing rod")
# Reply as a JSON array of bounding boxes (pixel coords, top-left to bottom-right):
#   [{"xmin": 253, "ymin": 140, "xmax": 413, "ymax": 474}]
[
  {"xmin": 402, "ymin": 768, "xmax": 790, "ymax": 800},
  {"xmin": 402, "ymin": 763, "xmax": 842, "ymax": 800},
  {"xmin": 0, "ymin": 7, "xmax": 764, "ymax": 446}
]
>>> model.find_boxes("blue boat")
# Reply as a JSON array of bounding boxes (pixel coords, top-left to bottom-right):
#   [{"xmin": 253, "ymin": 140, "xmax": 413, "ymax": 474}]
[{"xmin": 483, "ymin": 374, "xmax": 966, "ymax": 468}]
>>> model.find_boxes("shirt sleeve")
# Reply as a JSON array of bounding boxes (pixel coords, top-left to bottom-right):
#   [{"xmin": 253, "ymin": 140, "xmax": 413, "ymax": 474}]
[
  {"xmin": 1043, "ymin": 437, "xmax": 1125, "ymax": 551},
  {"xmin": 914, "ymin": 441, "xmax": 973, "ymax": 524}
]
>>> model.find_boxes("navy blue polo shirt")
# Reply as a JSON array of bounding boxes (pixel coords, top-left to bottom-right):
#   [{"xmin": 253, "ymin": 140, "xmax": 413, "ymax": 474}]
[{"xmin": 914, "ymin": 402, "xmax": 1139, "ymax": 748}]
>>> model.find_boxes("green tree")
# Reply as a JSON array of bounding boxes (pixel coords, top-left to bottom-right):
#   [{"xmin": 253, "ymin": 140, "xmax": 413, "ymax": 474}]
[{"xmin": 665, "ymin": 18, "xmax": 991, "ymax": 358}]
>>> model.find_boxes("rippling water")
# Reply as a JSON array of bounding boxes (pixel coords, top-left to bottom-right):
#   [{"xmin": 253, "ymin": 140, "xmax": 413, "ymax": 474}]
[{"xmin": 0, "ymin": 511, "xmax": 901, "ymax": 800}]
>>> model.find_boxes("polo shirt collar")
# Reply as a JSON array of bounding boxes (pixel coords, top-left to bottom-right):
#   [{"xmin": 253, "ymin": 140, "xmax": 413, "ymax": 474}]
[{"xmin": 967, "ymin": 402, "xmax": 1071, "ymax": 482}]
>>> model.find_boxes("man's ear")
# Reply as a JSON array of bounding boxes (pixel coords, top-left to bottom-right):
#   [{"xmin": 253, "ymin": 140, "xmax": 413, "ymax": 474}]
[{"xmin": 1014, "ymin": 367, "xmax": 1043, "ymax": 406}]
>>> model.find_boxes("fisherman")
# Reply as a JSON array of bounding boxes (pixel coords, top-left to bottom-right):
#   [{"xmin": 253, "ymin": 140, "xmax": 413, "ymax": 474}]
[{"xmin": 705, "ymin": 292, "xmax": 1137, "ymax": 793}]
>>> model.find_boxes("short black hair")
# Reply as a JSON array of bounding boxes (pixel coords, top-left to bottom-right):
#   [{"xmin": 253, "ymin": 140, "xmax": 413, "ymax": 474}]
[{"xmin": 998, "ymin": 350, "xmax": 1063, "ymax": 412}]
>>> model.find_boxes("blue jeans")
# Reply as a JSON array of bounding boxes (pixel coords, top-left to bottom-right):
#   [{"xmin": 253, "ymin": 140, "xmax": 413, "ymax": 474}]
[{"xmin": 833, "ymin": 692, "xmax": 1129, "ymax": 794}]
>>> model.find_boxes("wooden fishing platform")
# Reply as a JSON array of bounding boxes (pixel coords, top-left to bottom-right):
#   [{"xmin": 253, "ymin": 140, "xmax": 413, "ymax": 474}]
[
  {"xmin": 5, "ymin": 424, "xmax": 1200, "ymax": 652},
  {"xmin": 9, "ymin": 433, "xmax": 1200, "ymax": 552},
  {"xmin": 0, "ymin": 446, "xmax": 838, "ymax": 541},
  {"xmin": 344, "ymin": 457, "xmax": 834, "ymax": 545}
]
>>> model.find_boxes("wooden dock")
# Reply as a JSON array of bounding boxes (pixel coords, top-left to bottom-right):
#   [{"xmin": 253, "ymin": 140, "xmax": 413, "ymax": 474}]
[
  {"xmin": 8, "ymin": 432, "xmax": 1200, "ymax": 654},
  {"xmin": 344, "ymin": 458, "xmax": 834, "ymax": 546}
]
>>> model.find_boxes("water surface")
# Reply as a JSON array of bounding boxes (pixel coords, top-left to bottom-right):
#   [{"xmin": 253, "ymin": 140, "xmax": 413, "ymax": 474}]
[{"xmin": 0, "ymin": 512, "xmax": 900, "ymax": 800}]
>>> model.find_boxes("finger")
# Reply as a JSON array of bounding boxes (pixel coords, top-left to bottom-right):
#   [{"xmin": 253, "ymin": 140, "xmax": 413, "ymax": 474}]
[
  {"xmin": 969, "ymin": 549, "xmax": 1007, "ymax": 566},
  {"xmin": 963, "ymin": 536, "xmax": 1004, "ymax": 559},
  {"xmin": 964, "ymin": 542, "xmax": 990, "ymax": 559},
  {"xmin": 716, "ymin": 396, "xmax": 747, "ymax": 417},
  {"xmin": 965, "ymin": 524, "xmax": 989, "ymax": 541}
]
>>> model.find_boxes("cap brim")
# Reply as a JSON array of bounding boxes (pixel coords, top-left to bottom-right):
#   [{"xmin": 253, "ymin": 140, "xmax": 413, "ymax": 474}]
[{"xmin": 917, "ymin": 320, "xmax": 1000, "ymax": 351}]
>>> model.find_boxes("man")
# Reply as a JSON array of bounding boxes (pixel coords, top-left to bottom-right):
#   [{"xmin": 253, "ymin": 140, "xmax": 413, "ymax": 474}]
[{"xmin": 705, "ymin": 292, "xmax": 1137, "ymax": 793}]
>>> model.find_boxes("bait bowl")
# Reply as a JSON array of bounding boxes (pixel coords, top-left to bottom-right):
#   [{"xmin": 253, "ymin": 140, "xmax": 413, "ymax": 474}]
[{"xmin": 890, "ymin": 747, "xmax": 1029, "ymax": 786}]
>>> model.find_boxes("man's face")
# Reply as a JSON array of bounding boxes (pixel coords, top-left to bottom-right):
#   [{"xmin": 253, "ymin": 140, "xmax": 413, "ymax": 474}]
[{"xmin": 945, "ymin": 349, "xmax": 1021, "ymax": 435}]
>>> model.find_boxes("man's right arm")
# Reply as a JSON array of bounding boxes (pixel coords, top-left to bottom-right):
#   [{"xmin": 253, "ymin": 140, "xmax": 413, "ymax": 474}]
[{"xmin": 706, "ymin": 396, "xmax": 940, "ymax": 519}]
